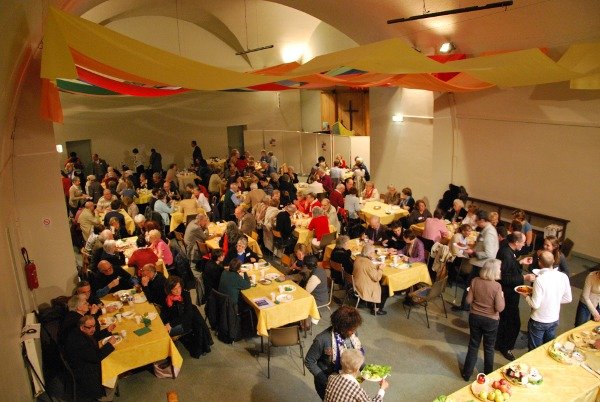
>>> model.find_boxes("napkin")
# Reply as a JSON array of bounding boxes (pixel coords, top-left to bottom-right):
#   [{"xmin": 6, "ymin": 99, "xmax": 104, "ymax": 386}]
[{"xmin": 134, "ymin": 326, "xmax": 152, "ymax": 336}]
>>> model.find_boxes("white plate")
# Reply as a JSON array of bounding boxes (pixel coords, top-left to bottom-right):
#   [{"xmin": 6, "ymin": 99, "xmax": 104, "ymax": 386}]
[
  {"xmin": 281, "ymin": 284, "xmax": 296, "ymax": 293},
  {"xmin": 113, "ymin": 290, "xmax": 132, "ymax": 298},
  {"xmin": 121, "ymin": 311, "xmax": 135, "ymax": 319},
  {"xmin": 276, "ymin": 294, "xmax": 293, "ymax": 303},
  {"xmin": 254, "ymin": 261, "xmax": 269, "ymax": 269},
  {"xmin": 105, "ymin": 301, "xmax": 123, "ymax": 310},
  {"xmin": 101, "ymin": 334, "xmax": 123, "ymax": 345},
  {"xmin": 99, "ymin": 316, "xmax": 116, "ymax": 326},
  {"xmin": 241, "ymin": 264, "xmax": 253, "ymax": 272},
  {"xmin": 362, "ymin": 374, "xmax": 389, "ymax": 382},
  {"xmin": 133, "ymin": 294, "xmax": 147, "ymax": 304},
  {"xmin": 145, "ymin": 312, "xmax": 158, "ymax": 321},
  {"xmin": 397, "ymin": 264, "xmax": 410, "ymax": 270},
  {"xmin": 265, "ymin": 273, "xmax": 281, "ymax": 281}
]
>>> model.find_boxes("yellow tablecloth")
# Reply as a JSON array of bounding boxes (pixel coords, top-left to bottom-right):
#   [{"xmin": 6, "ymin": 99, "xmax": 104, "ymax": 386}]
[
  {"xmin": 99, "ymin": 294, "xmax": 183, "ymax": 388},
  {"xmin": 98, "ymin": 210, "xmax": 135, "ymax": 235},
  {"xmin": 448, "ymin": 320, "xmax": 600, "ymax": 402},
  {"xmin": 241, "ymin": 266, "xmax": 320, "ymax": 336},
  {"xmin": 170, "ymin": 211, "xmax": 185, "ymax": 232},
  {"xmin": 176, "ymin": 173, "xmax": 198, "ymax": 191},
  {"xmin": 293, "ymin": 216, "xmax": 336, "ymax": 249},
  {"xmin": 382, "ymin": 262, "xmax": 431, "ymax": 295},
  {"xmin": 207, "ymin": 158, "xmax": 227, "ymax": 172},
  {"xmin": 134, "ymin": 189, "xmax": 153, "ymax": 205},
  {"xmin": 360, "ymin": 201, "xmax": 408, "ymax": 225},
  {"xmin": 323, "ymin": 238, "xmax": 363, "ymax": 262},
  {"xmin": 205, "ymin": 234, "xmax": 263, "ymax": 257}
]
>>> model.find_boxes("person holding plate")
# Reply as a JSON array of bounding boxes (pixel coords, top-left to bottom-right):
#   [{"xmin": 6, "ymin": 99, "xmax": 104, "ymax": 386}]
[
  {"xmin": 305, "ymin": 306, "xmax": 364, "ymax": 400},
  {"xmin": 325, "ymin": 349, "xmax": 389, "ymax": 402}
]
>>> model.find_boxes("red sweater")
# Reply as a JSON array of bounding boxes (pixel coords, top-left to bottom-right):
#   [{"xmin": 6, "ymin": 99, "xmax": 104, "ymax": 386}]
[{"xmin": 308, "ymin": 215, "xmax": 330, "ymax": 241}]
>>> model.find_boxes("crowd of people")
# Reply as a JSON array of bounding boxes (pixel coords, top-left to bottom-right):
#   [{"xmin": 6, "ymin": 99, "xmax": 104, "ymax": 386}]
[{"xmin": 57, "ymin": 142, "xmax": 598, "ymax": 402}]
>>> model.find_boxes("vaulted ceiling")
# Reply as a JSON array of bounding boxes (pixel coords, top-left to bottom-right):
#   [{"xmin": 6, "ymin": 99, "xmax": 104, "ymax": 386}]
[{"xmin": 61, "ymin": 0, "xmax": 600, "ymax": 71}]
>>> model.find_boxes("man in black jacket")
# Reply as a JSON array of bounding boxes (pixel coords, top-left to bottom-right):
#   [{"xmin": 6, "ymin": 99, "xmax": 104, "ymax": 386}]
[
  {"xmin": 495, "ymin": 231, "xmax": 535, "ymax": 361},
  {"xmin": 91, "ymin": 260, "xmax": 133, "ymax": 299},
  {"xmin": 140, "ymin": 263, "xmax": 167, "ymax": 308},
  {"xmin": 65, "ymin": 315, "xmax": 116, "ymax": 401},
  {"xmin": 275, "ymin": 204, "xmax": 297, "ymax": 254}
]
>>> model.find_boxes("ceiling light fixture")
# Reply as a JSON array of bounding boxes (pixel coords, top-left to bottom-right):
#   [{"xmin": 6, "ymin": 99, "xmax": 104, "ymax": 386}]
[
  {"xmin": 439, "ymin": 42, "xmax": 455, "ymax": 54},
  {"xmin": 387, "ymin": 1, "xmax": 513, "ymax": 24}
]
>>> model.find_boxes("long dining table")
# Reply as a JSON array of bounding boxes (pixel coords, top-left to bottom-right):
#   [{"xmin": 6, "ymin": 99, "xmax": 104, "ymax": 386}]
[
  {"xmin": 241, "ymin": 264, "xmax": 320, "ymax": 337},
  {"xmin": 447, "ymin": 320, "xmax": 600, "ymax": 401},
  {"xmin": 204, "ymin": 222, "xmax": 263, "ymax": 257},
  {"xmin": 99, "ymin": 291, "xmax": 183, "ymax": 388},
  {"xmin": 323, "ymin": 238, "xmax": 432, "ymax": 295},
  {"xmin": 359, "ymin": 200, "xmax": 409, "ymax": 225}
]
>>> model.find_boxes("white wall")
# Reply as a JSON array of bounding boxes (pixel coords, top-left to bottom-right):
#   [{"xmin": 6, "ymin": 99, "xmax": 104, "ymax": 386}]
[
  {"xmin": 448, "ymin": 83, "xmax": 600, "ymax": 258},
  {"xmin": 370, "ymin": 87, "xmax": 436, "ymax": 206},
  {"xmin": 54, "ymin": 90, "xmax": 302, "ymax": 169}
]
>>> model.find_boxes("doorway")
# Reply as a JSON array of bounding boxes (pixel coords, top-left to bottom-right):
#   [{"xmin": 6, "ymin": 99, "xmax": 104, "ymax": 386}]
[
  {"xmin": 66, "ymin": 139, "xmax": 92, "ymax": 176},
  {"xmin": 227, "ymin": 125, "xmax": 246, "ymax": 156}
]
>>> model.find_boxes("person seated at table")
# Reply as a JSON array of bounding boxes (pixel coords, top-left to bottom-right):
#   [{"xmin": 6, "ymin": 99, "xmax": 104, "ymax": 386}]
[
  {"xmin": 59, "ymin": 295, "xmax": 115, "ymax": 344},
  {"xmin": 325, "ymin": 348, "xmax": 389, "ymax": 402},
  {"xmin": 445, "ymin": 198, "xmax": 467, "ymax": 224},
  {"xmin": 363, "ymin": 216, "xmax": 388, "ymax": 246},
  {"xmin": 334, "ymin": 154, "xmax": 347, "ymax": 169},
  {"xmin": 224, "ymin": 237, "xmax": 259, "ymax": 266},
  {"xmin": 99, "ymin": 239, "xmax": 126, "ymax": 269},
  {"xmin": 488, "ymin": 211, "xmax": 504, "ymax": 229},
  {"xmin": 530, "ymin": 235, "xmax": 569, "ymax": 275},
  {"xmin": 137, "ymin": 172, "xmax": 149, "ymax": 190},
  {"xmin": 165, "ymin": 163, "xmax": 177, "ymax": 185},
  {"xmin": 304, "ymin": 255, "xmax": 329, "ymax": 310},
  {"xmin": 191, "ymin": 187, "xmax": 211, "ymax": 215},
  {"xmin": 398, "ymin": 187, "xmax": 414, "ymax": 212},
  {"xmin": 329, "ymin": 183, "xmax": 345, "ymax": 211},
  {"xmin": 244, "ymin": 182, "xmax": 267, "ymax": 210},
  {"xmin": 151, "ymin": 172, "xmax": 164, "ymax": 189},
  {"xmin": 461, "ymin": 204, "xmax": 479, "ymax": 230},
  {"xmin": 90, "ymin": 229, "xmax": 114, "ymax": 271},
  {"xmin": 65, "ymin": 315, "xmax": 117, "ymax": 402},
  {"xmin": 234, "ymin": 205, "xmax": 256, "ymax": 236},
  {"xmin": 277, "ymin": 174, "xmax": 296, "ymax": 205},
  {"xmin": 382, "ymin": 184, "xmax": 401, "ymax": 205},
  {"xmin": 450, "ymin": 223, "xmax": 473, "ymax": 260},
  {"xmin": 321, "ymin": 198, "xmax": 340, "ymax": 233},
  {"xmin": 218, "ymin": 259, "xmax": 251, "ymax": 310},
  {"xmin": 305, "ymin": 306, "xmax": 364, "ymax": 400},
  {"xmin": 309, "ymin": 207, "xmax": 331, "ymax": 252},
  {"xmin": 74, "ymin": 280, "xmax": 104, "ymax": 307},
  {"xmin": 181, "ymin": 183, "xmax": 194, "ymax": 200},
  {"xmin": 422, "ymin": 208, "xmax": 450, "ymax": 244},
  {"xmin": 139, "ymin": 263, "xmax": 167, "ymax": 309},
  {"xmin": 161, "ymin": 275, "xmax": 213, "ymax": 357},
  {"xmin": 306, "ymin": 193, "xmax": 321, "ymax": 216},
  {"xmin": 316, "ymin": 168, "xmax": 334, "ymax": 195},
  {"xmin": 574, "ymin": 270, "xmax": 600, "ymax": 327},
  {"xmin": 96, "ymin": 189, "xmax": 117, "ymax": 214},
  {"xmin": 343, "ymin": 187, "xmax": 362, "ymax": 220},
  {"xmin": 203, "ymin": 249, "xmax": 225, "ymax": 303},
  {"xmin": 219, "ymin": 221, "xmax": 244, "ymax": 256},
  {"xmin": 344, "ymin": 178, "xmax": 354, "ymax": 195},
  {"xmin": 294, "ymin": 191, "xmax": 310, "ymax": 215},
  {"xmin": 107, "ymin": 216, "xmax": 128, "ymax": 240},
  {"xmin": 353, "ymin": 243, "xmax": 388, "ymax": 315},
  {"xmin": 127, "ymin": 243, "xmax": 159, "ymax": 277},
  {"xmin": 386, "ymin": 222, "xmax": 405, "ymax": 251},
  {"xmin": 283, "ymin": 244, "xmax": 311, "ymax": 286},
  {"xmin": 122, "ymin": 196, "xmax": 138, "ymax": 220},
  {"xmin": 263, "ymin": 197, "xmax": 280, "ymax": 229},
  {"xmin": 148, "ymin": 229, "xmax": 173, "ymax": 266},
  {"xmin": 407, "ymin": 199, "xmax": 432, "ymax": 225},
  {"xmin": 361, "ymin": 181, "xmax": 380, "ymax": 202},
  {"xmin": 398, "ymin": 229, "xmax": 426, "ymax": 263},
  {"xmin": 153, "ymin": 190, "xmax": 174, "ymax": 229},
  {"xmin": 87, "ymin": 175, "xmax": 104, "ymax": 204},
  {"xmin": 132, "ymin": 214, "xmax": 146, "ymax": 238},
  {"xmin": 330, "ymin": 235, "xmax": 354, "ymax": 282},
  {"xmin": 91, "ymin": 260, "xmax": 133, "ymax": 299}
]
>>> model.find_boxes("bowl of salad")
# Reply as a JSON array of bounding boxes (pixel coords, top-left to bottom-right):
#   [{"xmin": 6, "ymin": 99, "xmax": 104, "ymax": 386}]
[{"xmin": 361, "ymin": 364, "xmax": 391, "ymax": 382}]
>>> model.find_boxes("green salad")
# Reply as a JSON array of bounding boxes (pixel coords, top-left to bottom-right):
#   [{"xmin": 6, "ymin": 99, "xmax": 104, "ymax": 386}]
[{"xmin": 361, "ymin": 364, "xmax": 391, "ymax": 380}]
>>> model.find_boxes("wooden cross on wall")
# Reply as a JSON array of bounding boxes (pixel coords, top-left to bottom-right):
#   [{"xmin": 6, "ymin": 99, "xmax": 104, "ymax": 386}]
[{"xmin": 344, "ymin": 100, "xmax": 359, "ymax": 130}]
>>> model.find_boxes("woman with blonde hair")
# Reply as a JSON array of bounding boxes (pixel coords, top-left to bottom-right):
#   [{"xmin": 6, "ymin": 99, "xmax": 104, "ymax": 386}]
[
  {"xmin": 461, "ymin": 259, "xmax": 505, "ymax": 381},
  {"xmin": 361, "ymin": 181, "xmax": 380, "ymax": 202},
  {"xmin": 148, "ymin": 229, "xmax": 173, "ymax": 266}
]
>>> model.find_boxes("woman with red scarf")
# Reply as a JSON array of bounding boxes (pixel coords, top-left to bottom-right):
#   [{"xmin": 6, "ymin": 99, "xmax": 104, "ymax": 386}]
[{"xmin": 161, "ymin": 275, "xmax": 213, "ymax": 357}]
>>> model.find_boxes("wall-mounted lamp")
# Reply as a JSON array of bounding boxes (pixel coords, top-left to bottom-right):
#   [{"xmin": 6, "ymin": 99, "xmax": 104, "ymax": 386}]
[
  {"xmin": 439, "ymin": 42, "xmax": 455, "ymax": 54},
  {"xmin": 56, "ymin": 144, "xmax": 63, "ymax": 153},
  {"xmin": 392, "ymin": 114, "xmax": 404, "ymax": 123}
]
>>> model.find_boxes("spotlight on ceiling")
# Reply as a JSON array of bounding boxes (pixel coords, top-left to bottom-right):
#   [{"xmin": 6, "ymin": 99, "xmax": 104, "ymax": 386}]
[{"xmin": 439, "ymin": 42, "xmax": 455, "ymax": 54}]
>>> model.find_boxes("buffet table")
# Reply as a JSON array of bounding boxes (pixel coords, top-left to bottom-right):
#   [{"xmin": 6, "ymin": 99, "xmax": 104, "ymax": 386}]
[{"xmin": 447, "ymin": 320, "xmax": 600, "ymax": 402}]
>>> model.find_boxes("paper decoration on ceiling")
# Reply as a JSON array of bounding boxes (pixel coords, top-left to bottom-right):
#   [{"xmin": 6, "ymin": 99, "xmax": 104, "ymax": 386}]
[{"xmin": 41, "ymin": 7, "xmax": 600, "ymax": 123}]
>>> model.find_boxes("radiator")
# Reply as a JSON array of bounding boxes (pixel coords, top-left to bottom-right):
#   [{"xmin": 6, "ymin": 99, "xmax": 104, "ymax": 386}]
[{"xmin": 22, "ymin": 312, "xmax": 44, "ymax": 397}]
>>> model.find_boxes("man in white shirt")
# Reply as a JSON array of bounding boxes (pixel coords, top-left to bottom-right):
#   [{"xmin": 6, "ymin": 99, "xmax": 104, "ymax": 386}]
[{"xmin": 520, "ymin": 251, "xmax": 572, "ymax": 350}]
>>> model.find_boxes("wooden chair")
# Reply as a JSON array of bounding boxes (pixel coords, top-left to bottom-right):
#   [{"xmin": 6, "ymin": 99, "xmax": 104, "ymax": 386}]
[
  {"xmin": 272, "ymin": 229, "xmax": 284, "ymax": 257},
  {"xmin": 342, "ymin": 271, "xmax": 362, "ymax": 308},
  {"xmin": 267, "ymin": 325, "xmax": 305, "ymax": 379},
  {"xmin": 319, "ymin": 231, "xmax": 337, "ymax": 249},
  {"xmin": 405, "ymin": 276, "xmax": 448, "ymax": 328},
  {"xmin": 317, "ymin": 277, "xmax": 334, "ymax": 312},
  {"xmin": 328, "ymin": 260, "xmax": 346, "ymax": 300}
]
